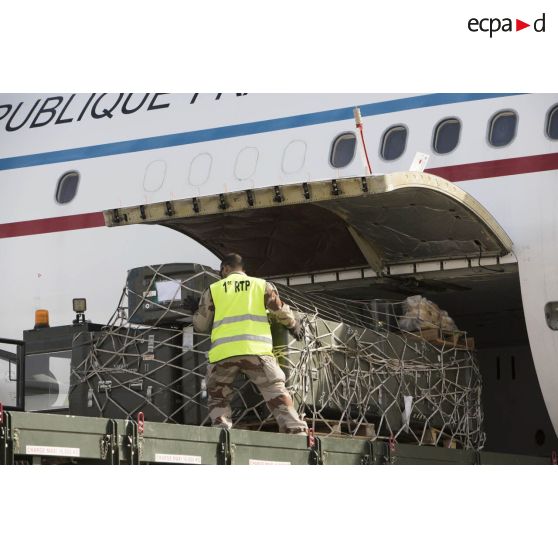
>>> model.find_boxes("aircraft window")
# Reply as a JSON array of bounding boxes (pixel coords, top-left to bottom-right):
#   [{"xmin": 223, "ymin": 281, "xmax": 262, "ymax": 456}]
[
  {"xmin": 282, "ymin": 140, "xmax": 307, "ymax": 173},
  {"xmin": 546, "ymin": 105, "xmax": 558, "ymax": 140},
  {"xmin": 143, "ymin": 160, "xmax": 167, "ymax": 192},
  {"xmin": 433, "ymin": 118, "xmax": 461, "ymax": 154},
  {"xmin": 488, "ymin": 111, "xmax": 517, "ymax": 147},
  {"xmin": 330, "ymin": 133, "xmax": 356, "ymax": 168},
  {"xmin": 189, "ymin": 153, "xmax": 212, "ymax": 187},
  {"xmin": 380, "ymin": 126, "xmax": 407, "ymax": 160},
  {"xmin": 234, "ymin": 147, "xmax": 259, "ymax": 180},
  {"xmin": 55, "ymin": 171, "xmax": 79, "ymax": 204}
]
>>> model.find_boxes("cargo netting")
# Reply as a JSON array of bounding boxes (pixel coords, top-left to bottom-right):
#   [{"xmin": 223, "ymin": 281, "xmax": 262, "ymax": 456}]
[{"xmin": 70, "ymin": 265, "xmax": 485, "ymax": 450}]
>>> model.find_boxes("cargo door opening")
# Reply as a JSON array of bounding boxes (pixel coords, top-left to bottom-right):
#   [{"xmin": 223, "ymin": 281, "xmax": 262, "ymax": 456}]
[{"xmin": 104, "ymin": 172, "xmax": 556, "ymax": 456}]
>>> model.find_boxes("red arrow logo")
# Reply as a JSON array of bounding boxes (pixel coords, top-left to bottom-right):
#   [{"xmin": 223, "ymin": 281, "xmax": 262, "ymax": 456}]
[{"xmin": 516, "ymin": 19, "xmax": 530, "ymax": 31}]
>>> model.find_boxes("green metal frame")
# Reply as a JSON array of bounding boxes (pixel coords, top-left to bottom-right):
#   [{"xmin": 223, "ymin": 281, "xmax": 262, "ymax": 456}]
[
  {"xmin": 137, "ymin": 421, "xmax": 228, "ymax": 465},
  {"xmin": 0, "ymin": 411, "xmax": 552, "ymax": 465}
]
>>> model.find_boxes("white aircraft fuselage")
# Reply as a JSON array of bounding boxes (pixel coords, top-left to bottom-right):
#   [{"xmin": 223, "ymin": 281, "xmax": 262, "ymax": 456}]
[{"xmin": 1, "ymin": 93, "xmax": 558, "ymax": 450}]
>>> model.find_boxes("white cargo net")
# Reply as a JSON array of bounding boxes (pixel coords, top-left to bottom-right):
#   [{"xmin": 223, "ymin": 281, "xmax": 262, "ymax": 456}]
[{"xmin": 70, "ymin": 266, "xmax": 485, "ymax": 450}]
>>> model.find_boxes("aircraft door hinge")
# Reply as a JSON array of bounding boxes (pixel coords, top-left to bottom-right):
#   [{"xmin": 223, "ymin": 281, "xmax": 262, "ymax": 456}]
[
  {"xmin": 361, "ymin": 177, "xmax": 369, "ymax": 193},
  {"xmin": 246, "ymin": 190, "xmax": 255, "ymax": 207},
  {"xmin": 219, "ymin": 194, "xmax": 228, "ymax": 210},
  {"xmin": 273, "ymin": 186, "xmax": 284, "ymax": 203}
]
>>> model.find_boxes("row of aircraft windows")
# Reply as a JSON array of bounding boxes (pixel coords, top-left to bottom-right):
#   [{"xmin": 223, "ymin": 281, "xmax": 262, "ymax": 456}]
[
  {"xmin": 330, "ymin": 105, "xmax": 558, "ymax": 167},
  {"xmin": 55, "ymin": 105, "xmax": 558, "ymax": 204}
]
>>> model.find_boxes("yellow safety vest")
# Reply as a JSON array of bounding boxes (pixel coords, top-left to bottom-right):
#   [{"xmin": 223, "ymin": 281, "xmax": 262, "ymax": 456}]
[{"xmin": 209, "ymin": 273, "xmax": 273, "ymax": 363}]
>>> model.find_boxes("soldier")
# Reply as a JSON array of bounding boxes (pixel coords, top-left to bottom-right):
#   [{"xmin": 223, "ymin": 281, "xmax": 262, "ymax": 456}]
[{"xmin": 193, "ymin": 253, "xmax": 308, "ymax": 434}]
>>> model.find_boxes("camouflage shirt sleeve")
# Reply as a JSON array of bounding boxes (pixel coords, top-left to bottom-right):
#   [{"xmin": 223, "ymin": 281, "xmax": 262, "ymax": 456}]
[
  {"xmin": 265, "ymin": 282, "xmax": 297, "ymax": 329},
  {"xmin": 192, "ymin": 288, "xmax": 214, "ymax": 333}
]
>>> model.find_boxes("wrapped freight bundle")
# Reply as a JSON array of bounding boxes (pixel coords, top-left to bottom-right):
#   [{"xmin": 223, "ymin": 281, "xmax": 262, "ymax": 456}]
[
  {"xmin": 271, "ymin": 310, "xmax": 483, "ymax": 449},
  {"xmin": 399, "ymin": 295, "xmax": 458, "ymax": 332},
  {"xmin": 69, "ymin": 264, "xmax": 485, "ymax": 449}
]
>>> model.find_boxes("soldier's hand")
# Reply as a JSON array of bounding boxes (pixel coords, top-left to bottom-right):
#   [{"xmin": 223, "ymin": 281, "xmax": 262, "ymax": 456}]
[{"xmin": 289, "ymin": 320, "xmax": 304, "ymax": 341}]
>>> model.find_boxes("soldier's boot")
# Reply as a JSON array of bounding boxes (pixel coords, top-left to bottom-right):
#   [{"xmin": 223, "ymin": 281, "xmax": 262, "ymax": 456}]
[
  {"xmin": 247, "ymin": 356, "xmax": 308, "ymax": 434},
  {"xmin": 266, "ymin": 392, "xmax": 308, "ymax": 434}
]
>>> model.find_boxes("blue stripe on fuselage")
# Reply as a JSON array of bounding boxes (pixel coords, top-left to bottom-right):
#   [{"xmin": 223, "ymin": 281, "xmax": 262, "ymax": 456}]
[{"xmin": 0, "ymin": 93, "xmax": 521, "ymax": 171}]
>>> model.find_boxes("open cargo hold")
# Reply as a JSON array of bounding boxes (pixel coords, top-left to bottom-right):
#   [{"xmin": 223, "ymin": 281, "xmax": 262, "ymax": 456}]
[
  {"xmin": 98, "ymin": 172, "xmax": 558, "ymax": 458},
  {"xmin": 87, "ymin": 172, "xmax": 513, "ymax": 451}
]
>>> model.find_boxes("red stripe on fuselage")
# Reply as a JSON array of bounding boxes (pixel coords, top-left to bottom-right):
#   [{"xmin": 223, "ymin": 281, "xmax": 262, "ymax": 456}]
[
  {"xmin": 0, "ymin": 211, "xmax": 105, "ymax": 239},
  {"xmin": 1, "ymin": 152, "xmax": 557, "ymax": 239},
  {"xmin": 425, "ymin": 152, "xmax": 558, "ymax": 182}
]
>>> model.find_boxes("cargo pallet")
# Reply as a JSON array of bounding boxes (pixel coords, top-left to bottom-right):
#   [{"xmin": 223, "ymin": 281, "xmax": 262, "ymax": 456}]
[
  {"xmin": 0, "ymin": 409, "xmax": 552, "ymax": 465},
  {"xmin": 403, "ymin": 327, "xmax": 475, "ymax": 350}
]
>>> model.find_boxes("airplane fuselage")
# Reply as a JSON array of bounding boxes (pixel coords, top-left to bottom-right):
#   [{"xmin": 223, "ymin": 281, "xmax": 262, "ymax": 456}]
[{"xmin": 1, "ymin": 93, "xmax": 558, "ymax": 453}]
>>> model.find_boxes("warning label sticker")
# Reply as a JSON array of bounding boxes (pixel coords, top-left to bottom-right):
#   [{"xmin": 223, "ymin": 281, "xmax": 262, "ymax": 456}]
[
  {"xmin": 154, "ymin": 453, "xmax": 202, "ymax": 464},
  {"xmin": 26, "ymin": 445, "xmax": 80, "ymax": 457}
]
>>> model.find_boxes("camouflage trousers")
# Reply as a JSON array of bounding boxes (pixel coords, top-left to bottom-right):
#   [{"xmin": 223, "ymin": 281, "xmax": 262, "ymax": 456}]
[{"xmin": 205, "ymin": 355, "xmax": 308, "ymax": 434}]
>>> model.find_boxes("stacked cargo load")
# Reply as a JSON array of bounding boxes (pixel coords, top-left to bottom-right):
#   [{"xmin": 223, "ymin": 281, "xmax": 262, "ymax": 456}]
[
  {"xmin": 270, "ymin": 286, "xmax": 483, "ymax": 449},
  {"xmin": 69, "ymin": 263, "xmax": 484, "ymax": 450}
]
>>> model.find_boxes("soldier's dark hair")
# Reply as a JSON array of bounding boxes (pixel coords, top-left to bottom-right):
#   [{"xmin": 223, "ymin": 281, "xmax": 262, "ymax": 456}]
[{"xmin": 220, "ymin": 253, "xmax": 244, "ymax": 271}]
